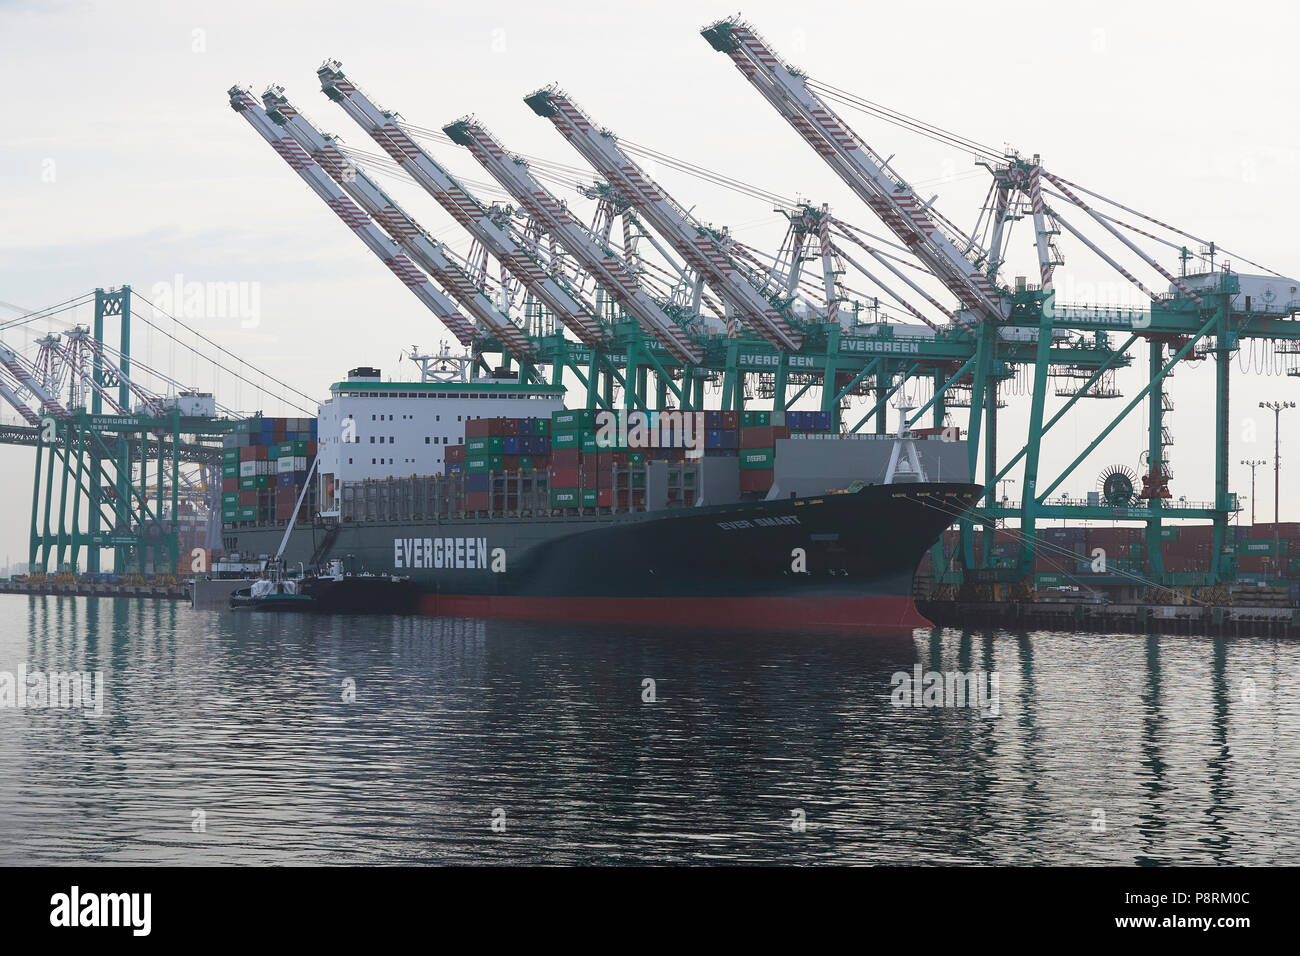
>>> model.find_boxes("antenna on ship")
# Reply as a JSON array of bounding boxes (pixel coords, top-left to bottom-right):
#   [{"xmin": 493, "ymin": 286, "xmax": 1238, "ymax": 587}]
[
  {"xmin": 883, "ymin": 394, "xmax": 928, "ymax": 484},
  {"xmin": 407, "ymin": 342, "xmax": 472, "ymax": 383}
]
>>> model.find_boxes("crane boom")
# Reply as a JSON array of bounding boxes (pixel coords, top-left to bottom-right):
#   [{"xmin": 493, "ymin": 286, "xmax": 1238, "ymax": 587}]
[
  {"xmin": 523, "ymin": 87, "xmax": 804, "ymax": 352},
  {"xmin": 315, "ymin": 62, "xmax": 609, "ymax": 349},
  {"xmin": 261, "ymin": 89, "xmax": 535, "ymax": 361},
  {"xmin": 443, "ymin": 117, "xmax": 704, "ymax": 365},
  {"xmin": 228, "ymin": 87, "xmax": 479, "ymax": 348},
  {"xmin": 0, "ymin": 340, "xmax": 68, "ymax": 417},
  {"xmin": 701, "ymin": 17, "xmax": 1002, "ymax": 326},
  {"xmin": 0, "ymin": 374, "xmax": 42, "ymax": 425}
]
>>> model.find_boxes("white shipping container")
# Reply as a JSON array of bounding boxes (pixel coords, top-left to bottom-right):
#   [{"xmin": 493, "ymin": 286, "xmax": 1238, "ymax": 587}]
[{"xmin": 239, "ymin": 461, "xmax": 257, "ymax": 477}]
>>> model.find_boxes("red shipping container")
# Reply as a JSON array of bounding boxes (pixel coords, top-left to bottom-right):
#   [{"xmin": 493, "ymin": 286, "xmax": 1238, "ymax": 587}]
[
  {"xmin": 502, "ymin": 418, "xmax": 521, "ymax": 436},
  {"xmin": 721, "ymin": 411, "xmax": 739, "ymax": 430},
  {"xmin": 502, "ymin": 454, "xmax": 520, "ymax": 471},
  {"xmin": 445, "ymin": 445, "xmax": 466, "ymax": 463},
  {"xmin": 530, "ymin": 455, "xmax": 550, "ymax": 471},
  {"xmin": 465, "ymin": 491, "xmax": 490, "ymax": 511},
  {"xmin": 254, "ymin": 446, "xmax": 268, "ymax": 461},
  {"xmin": 222, "ymin": 476, "xmax": 239, "ymax": 493},
  {"xmin": 466, "ymin": 418, "xmax": 492, "ymax": 439},
  {"xmin": 238, "ymin": 490, "xmax": 257, "ymax": 506},
  {"xmin": 740, "ymin": 469, "xmax": 774, "ymax": 493},
  {"xmin": 551, "ymin": 468, "xmax": 579, "ymax": 488},
  {"xmin": 581, "ymin": 467, "xmax": 599, "ymax": 490},
  {"xmin": 616, "ymin": 489, "xmax": 646, "ymax": 510},
  {"xmin": 740, "ymin": 426, "xmax": 790, "ymax": 449},
  {"xmin": 597, "ymin": 488, "xmax": 613, "ymax": 508},
  {"xmin": 552, "ymin": 448, "xmax": 580, "ymax": 469}
]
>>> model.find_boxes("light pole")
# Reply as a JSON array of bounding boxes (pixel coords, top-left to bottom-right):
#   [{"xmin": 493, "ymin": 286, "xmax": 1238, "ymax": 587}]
[
  {"xmin": 1242, "ymin": 459, "xmax": 1266, "ymax": 527},
  {"xmin": 1259, "ymin": 400, "xmax": 1294, "ymax": 576},
  {"xmin": 1259, "ymin": 401, "xmax": 1294, "ymax": 529}
]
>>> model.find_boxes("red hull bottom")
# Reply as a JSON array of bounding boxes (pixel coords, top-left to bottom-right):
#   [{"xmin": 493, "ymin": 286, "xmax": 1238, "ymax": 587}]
[{"xmin": 416, "ymin": 594, "xmax": 932, "ymax": 635}]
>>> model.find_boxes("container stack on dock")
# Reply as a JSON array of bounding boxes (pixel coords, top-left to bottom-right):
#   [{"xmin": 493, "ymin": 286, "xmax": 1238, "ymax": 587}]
[
  {"xmin": 221, "ymin": 417, "xmax": 318, "ymax": 527},
  {"xmin": 924, "ymin": 521, "xmax": 1300, "ymax": 605}
]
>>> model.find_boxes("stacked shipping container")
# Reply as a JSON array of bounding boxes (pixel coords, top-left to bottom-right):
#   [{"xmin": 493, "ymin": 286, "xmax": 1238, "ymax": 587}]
[{"xmin": 221, "ymin": 417, "xmax": 318, "ymax": 527}]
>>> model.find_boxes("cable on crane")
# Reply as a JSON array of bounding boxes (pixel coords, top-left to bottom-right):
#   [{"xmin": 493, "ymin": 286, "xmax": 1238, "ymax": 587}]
[{"xmin": 131, "ymin": 292, "xmax": 318, "ymax": 415}]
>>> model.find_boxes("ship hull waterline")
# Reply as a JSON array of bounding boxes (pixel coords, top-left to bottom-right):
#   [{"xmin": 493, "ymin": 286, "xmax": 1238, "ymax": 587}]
[{"xmin": 221, "ymin": 481, "xmax": 980, "ymax": 634}]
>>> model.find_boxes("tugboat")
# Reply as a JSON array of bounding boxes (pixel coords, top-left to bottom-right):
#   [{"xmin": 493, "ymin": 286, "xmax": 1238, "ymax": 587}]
[
  {"xmin": 229, "ymin": 456, "xmax": 418, "ymax": 614},
  {"xmin": 229, "ymin": 559, "xmax": 315, "ymax": 611}
]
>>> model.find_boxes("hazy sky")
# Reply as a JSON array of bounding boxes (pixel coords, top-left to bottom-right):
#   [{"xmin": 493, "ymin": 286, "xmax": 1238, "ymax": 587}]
[{"xmin": 1, "ymin": 0, "xmax": 1298, "ymax": 565}]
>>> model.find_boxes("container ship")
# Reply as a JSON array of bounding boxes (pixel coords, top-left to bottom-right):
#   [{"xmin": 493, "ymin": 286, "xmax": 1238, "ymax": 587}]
[{"xmin": 211, "ymin": 367, "xmax": 978, "ymax": 633}]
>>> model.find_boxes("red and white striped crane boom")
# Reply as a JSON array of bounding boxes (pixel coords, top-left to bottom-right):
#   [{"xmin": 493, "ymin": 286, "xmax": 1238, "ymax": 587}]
[
  {"xmin": 229, "ymin": 87, "xmax": 481, "ymax": 350},
  {"xmin": 442, "ymin": 117, "xmax": 705, "ymax": 365},
  {"xmin": 523, "ymin": 87, "xmax": 804, "ymax": 353},
  {"xmin": 315, "ymin": 62, "xmax": 609, "ymax": 350},
  {"xmin": 701, "ymin": 17, "xmax": 1002, "ymax": 328},
  {"xmin": 259, "ymin": 88, "xmax": 536, "ymax": 360}
]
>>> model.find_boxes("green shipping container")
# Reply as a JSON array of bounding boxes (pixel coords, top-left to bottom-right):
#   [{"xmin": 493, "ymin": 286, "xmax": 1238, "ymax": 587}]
[
  {"xmin": 467, "ymin": 436, "xmax": 504, "ymax": 454},
  {"xmin": 533, "ymin": 418, "xmax": 550, "ymax": 436},
  {"xmin": 1238, "ymin": 539, "xmax": 1285, "ymax": 556},
  {"xmin": 222, "ymin": 492, "xmax": 239, "ymax": 506},
  {"xmin": 551, "ymin": 488, "xmax": 580, "ymax": 508},
  {"xmin": 222, "ymin": 448, "xmax": 241, "ymax": 463},
  {"xmin": 223, "ymin": 464, "xmax": 238, "ymax": 478},
  {"xmin": 238, "ymin": 506, "xmax": 258, "ymax": 521},
  {"xmin": 467, "ymin": 455, "xmax": 505, "ymax": 474},
  {"xmin": 741, "ymin": 411, "xmax": 771, "ymax": 428},
  {"xmin": 552, "ymin": 431, "xmax": 582, "ymax": 449},
  {"xmin": 628, "ymin": 452, "xmax": 645, "ymax": 465},
  {"xmin": 517, "ymin": 456, "xmax": 533, "ymax": 471},
  {"xmin": 581, "ymin": 489, "xmax": 599, "ymax": 507},
  {"xmin": 1035, "ymin": 573, "xmax": 1066, "ymax": 586},
  {"xmin": 739, "ymin": 448, "xmax": 775, "ymax": 470},
  {"xmin": 222, "ymin": 507, "xmax": 238, "ymax": 521},
  {"xmin": 552, "ymin": 409, "xmax": 596, "ymax": 430},
  {"xmin": 581, "ymin": 434, "xmax": 599, "ymax": 453},
  {"xmin": 1160, "ymin": 526, "xmax": 1180, "ymax": 541}
]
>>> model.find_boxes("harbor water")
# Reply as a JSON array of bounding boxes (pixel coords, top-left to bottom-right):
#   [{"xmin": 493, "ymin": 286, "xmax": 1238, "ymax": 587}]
[{"xmin": 1, "ymin": 596, "xmax": 1297, "ymax": 865}]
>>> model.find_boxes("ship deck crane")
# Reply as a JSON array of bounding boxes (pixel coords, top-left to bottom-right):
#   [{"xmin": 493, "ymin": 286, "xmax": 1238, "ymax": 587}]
[{"xmin": 522, "ymin": 87, "xmax": 804, "ymax": 353}]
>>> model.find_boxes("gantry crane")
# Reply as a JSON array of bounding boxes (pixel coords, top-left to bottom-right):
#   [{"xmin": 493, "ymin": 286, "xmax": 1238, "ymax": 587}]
[
  {"xmin": 523, "ymin": 87, "xmax": 805, "ymax": 354},
  {"xmin": 258, "ymin": 87, "xmax": 539, "ymax": 366}
]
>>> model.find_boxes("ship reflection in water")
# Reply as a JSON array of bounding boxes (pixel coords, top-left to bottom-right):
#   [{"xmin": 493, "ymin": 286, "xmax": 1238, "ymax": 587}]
[{"xmin": 1, "ymin": 596, "xmax": 1297, "ymax": 865}]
